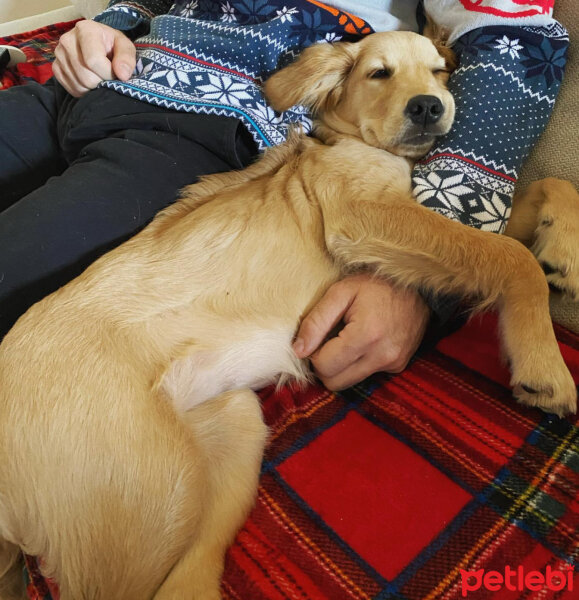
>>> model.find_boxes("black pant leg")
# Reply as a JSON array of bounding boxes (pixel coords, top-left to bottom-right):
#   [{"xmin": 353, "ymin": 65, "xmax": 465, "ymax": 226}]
[
  {"xmin": 0, "ymin": 88, "xmax": 258, "ymax": 338},
  {"xmin": 0, "ymin": 80, "xmax": 67, "ymax": 211}
]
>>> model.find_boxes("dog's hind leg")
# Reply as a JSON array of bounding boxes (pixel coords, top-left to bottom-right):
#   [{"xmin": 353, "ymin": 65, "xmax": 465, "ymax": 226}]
[
  {"xmin": 0, "ymin": 540, "xmax": 25, "ymax": 600},
  {"xmin": 153, "ymin": 389, "xmax": 268, "ymax": 600},
  {"xmin": 324, "ymin": 196, "xmax": 577, "ymax": 417},
  {"xmin": 9, "ymin": 391, "xmax": 225, "ymax": 600}
]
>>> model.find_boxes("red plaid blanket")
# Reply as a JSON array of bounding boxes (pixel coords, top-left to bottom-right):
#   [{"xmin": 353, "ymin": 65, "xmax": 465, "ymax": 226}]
[
  {"xmin": 3, "ymin": 20, "xmax": 578, "ymax": 600},
  {"xmin": 0, "ymin": 20, "xmax": 80, "ymax": 89},
  {"xmin": 24, "ymin": 314, "xmax": 579, "ymax": 599}
]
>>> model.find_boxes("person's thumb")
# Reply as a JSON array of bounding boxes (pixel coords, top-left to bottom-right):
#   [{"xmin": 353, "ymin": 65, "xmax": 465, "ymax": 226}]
[
  {"xmin": 111, "ymin": 32, "xmax": 136, "ymax": 81},
  {"xmin": 293, "ymin": 282, "xmax": 354, "ymax": 358}
]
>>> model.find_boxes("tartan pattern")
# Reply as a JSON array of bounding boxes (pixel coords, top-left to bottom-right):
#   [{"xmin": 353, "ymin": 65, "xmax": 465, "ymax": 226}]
[
  {"xmin": 23, "ymin": 313, "xmax": 579, "ymax": 599},
  {"xmin": 219, "ymin": 313, "xmax": 579, "ymax": 599},
  {"xmin": 0, "ymin": 21, "xmax": 80, "ymax": 90}
]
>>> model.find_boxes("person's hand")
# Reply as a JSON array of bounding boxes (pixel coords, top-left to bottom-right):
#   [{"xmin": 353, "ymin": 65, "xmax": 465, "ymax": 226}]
[
  {"xmin": 293, "ymin": 274, "xmax": 430, "ymax": 390},
  {"xmin": 53, "ymin": 20, "xmax": 136, "ymax": 97}
]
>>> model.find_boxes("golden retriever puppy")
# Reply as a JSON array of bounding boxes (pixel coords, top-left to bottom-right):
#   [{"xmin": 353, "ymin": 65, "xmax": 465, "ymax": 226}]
[{"xmin": 0, "ymin": 31, "xmax": 576, "ymax": 600}]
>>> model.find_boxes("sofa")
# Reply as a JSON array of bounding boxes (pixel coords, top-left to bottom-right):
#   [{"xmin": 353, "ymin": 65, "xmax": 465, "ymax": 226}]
[{"xmin": 517, "ymin": 0, "xmax": 578, "ymax": 332}]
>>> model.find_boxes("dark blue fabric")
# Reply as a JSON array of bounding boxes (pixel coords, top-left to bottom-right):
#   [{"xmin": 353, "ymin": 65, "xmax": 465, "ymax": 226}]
[
  {"xmin": 0, "ymin": 82, "xmax": 257, "ymax": 339},
  {"xmin": 95, "ymin": 0, "xmax": 373, "ymax": 150}
]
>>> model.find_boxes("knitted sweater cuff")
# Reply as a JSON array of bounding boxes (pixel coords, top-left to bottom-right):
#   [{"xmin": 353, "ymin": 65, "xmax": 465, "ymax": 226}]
[{"xmin": 93, "ymin": 1, "xmax": 171, "ymax": 39}]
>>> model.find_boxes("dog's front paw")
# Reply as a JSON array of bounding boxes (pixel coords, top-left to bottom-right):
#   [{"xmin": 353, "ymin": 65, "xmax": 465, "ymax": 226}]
[
  {"xmin": 532, "ymin": 195, "xmax": 579, "ymax": 301},
  {"xmin": 512, "ymin": 356, "xmax": 577, "ymax": 418}
]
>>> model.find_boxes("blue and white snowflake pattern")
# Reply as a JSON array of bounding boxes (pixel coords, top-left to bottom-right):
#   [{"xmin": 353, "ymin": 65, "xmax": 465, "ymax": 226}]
[
  {"xmin": 276, "ymin": 6, "xmax": 298, "ymax": 23},
  {"xmin": 321, "ymin": 32, "xmax": 342, "ymax": 43},
  {"xmin": 221, "ymin": 1, "xmax": 236, "ymax": 22},
  {"xmin": 150, "ymin": 68, "xmax": 191, "ymax": 89},
  {"xmin": 135, "ymin": 58, "xmax": 154, "ymax": 77},
  {"xmin": 414, "ymin": 172, "xmax": 475, "ymax": 208},
  {"xmin": 251, "ymin": 103, "xmax": 284, "ymax": 126},
  {"xmin": 521, "ymin": 35, "xmax": 567, "ymax": 88},
  {"xmin": 96, "ymin": 0, "xmax": 377, "ymax": 149},
  {"xmin": 197, "ymin": 74, "xmax": 253, "ymax": 107},
  {"xmin": 180, "ymin": 1, "xmax": 199, "ymax": 18},
  {"xmin": 230, "ymin": 0, "xmax": 276, "ymax": 24},
  {"xmin": 470, "ymin": 192, "xmax": 511, "ymax": 229},
  {"xmin": 413, "ymin": 23, "xmax": 567, "ymax": 232},
  {"xmin": 114, "ymin": 6, "xmax": 140, "ymax": 16},
  {"xmin": 494, "ymin": 35, "xmax": 524, "ymax": 59}
]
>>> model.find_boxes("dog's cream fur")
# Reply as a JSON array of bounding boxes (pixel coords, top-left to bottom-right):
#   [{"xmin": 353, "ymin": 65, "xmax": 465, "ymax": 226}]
[{"xmin": 0, "ymin": 31, "xmax": 577, "ymax": 599}]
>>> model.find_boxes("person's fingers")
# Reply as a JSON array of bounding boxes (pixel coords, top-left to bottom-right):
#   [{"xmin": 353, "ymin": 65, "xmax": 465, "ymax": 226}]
[
  {"xmin": 293, "ymin": 282, "xmax": 356, "ymax": 358},
  {"xmin": 313, "ymin": 328, "xmax": 417, "ymax": 390},
  {"xmin": 316, "ymin": 352, "xmax": 380, "ymax": 391},
  {"xmin": 54, "ymin": 26, "xmax": 103, "ymax": 96},
  {"xmin": 309, "ymin": 321, "xmax": 370, "ymax": 379},
  {"xmin": 52, "ymin": 21, "xmax": 136, "ymax": 96},
  {"xmin": 53, "ymin": 45, "xmax": 92, "ymax": 97},
  {"xmin": 77, "ymin": 23, "xmax": 135, "ymax": 81},
  {"xmin": 76, "ymin": 21, "xmax": 115, "ymax": 81},
  {"xmin": 110, "ymin": 31, "xmax": 137, "ymax": 81},
  {"xmin": 308, "ymin": 276, "xmax": 431, "ymax": 389}
]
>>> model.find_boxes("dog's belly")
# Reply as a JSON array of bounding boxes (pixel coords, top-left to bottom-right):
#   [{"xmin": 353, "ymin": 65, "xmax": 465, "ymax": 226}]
[{"xmin": 159, "ymin": 326, "xmax": 309, "ymax": 413}]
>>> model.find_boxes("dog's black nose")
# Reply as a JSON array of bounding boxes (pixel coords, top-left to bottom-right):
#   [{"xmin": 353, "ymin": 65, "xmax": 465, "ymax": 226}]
[{"xmin": 405, "ymin": 95, "xmax": 444, "ymax": 125}]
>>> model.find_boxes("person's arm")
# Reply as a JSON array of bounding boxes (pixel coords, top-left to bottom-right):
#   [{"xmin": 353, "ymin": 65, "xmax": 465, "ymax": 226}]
[
  {"xmin": 53, "ymin": 0, "xmax": 173, "ymax": 97},
  {"xmin": 411, "ymin": 1, "xmax": 568, "ymax": 325}
]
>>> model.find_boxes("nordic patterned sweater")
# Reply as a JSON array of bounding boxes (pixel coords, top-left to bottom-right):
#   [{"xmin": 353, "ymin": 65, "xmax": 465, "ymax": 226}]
[
  {"xmin": 94, "ymin": 0, "xmax": 377, "ymax": 151},
  {"xmin": 94, "ymin": 0, "xmax": 567, "ymax": 235}
]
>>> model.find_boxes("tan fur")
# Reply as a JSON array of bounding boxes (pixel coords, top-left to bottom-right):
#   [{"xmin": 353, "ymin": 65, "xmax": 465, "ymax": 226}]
[
  {"xmin": 0, "ymin": 31, "xmax": 576, "ymax": 599},
  {"xmin": 505, "ymin": 178, "xmax": 579, "ymax": 300}
]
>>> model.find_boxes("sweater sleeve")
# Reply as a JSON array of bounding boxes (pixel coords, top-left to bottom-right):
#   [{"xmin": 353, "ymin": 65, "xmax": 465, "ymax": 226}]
[
  {"xmin": 93, "ymin": 0, "xmax": 174, "ymax": 39},
  {"xmin": 412, "ymin": 2, "xmax": 568, "ymax": 329}
]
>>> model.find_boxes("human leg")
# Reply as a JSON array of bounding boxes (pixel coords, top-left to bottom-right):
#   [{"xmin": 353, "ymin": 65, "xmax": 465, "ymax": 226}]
[
  {"xmin": 0, "ymin": 88, "xmax": 258, "ymax": 338},
  {"xmin": 0, "ymin": 80, "xmax": 66, "ymax": 211}
]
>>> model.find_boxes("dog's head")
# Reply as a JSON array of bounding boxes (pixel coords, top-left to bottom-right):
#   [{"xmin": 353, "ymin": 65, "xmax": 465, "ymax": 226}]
[{"xmin": 264, "ymin": 31, "xmax": 456, "ymax": 159}]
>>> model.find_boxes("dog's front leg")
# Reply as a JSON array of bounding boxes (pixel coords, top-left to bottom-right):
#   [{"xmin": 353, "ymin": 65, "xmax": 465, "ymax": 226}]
[{"xmin": 321, "ymin": 196, "xmax": 576, "ymax": 417}]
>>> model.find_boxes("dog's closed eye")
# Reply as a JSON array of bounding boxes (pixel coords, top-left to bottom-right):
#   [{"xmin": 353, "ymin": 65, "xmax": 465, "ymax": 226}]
[{"xmin": 370, "ymin": 68, "xmax": 392, "ymax": 79}]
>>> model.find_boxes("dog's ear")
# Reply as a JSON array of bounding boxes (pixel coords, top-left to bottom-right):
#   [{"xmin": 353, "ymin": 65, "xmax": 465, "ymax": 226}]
[
  {"xmin": 423, "ymin": 16, "xmax": 458, "ymax": 72},
  {"xmin": 263, "ymin": 41, "xmax": 358, "ymax": 114}
]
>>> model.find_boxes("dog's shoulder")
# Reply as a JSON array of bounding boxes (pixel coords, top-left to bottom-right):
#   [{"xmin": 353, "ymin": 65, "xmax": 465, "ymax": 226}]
[{"xmin": 299, "ymin": 136, "xmax": 413, "ymax": 200}]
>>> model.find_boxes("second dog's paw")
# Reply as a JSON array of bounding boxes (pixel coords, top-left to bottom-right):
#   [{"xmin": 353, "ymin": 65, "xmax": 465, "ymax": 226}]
[{"xmin": 532, "ymin": 216, "xmax": 579, "ymax": 301}]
